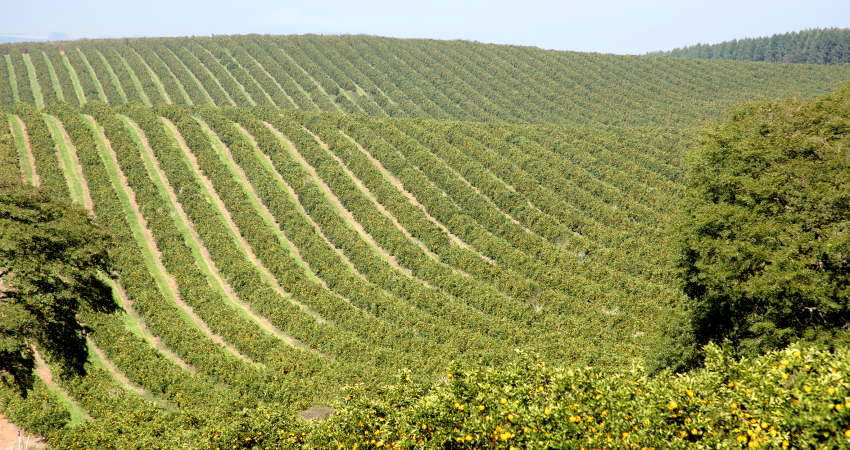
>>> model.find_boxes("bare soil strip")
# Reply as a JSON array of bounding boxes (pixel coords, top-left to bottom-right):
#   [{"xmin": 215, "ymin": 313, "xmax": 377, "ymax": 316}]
[
  {"xmin": 0, "ymin": 414, "xmax": 47, "ymax": 450},
  {"xmin": 34, "ymin": 350, "xmax": 92, "ymax": 422},
  {"xmin": 88, "ymin": 339, "xmax": 178, "ymax": 411},
  {"xmin": 88, "ymin": 115, "xmax": 253, "ymax": 364},
  {"xmin": 160, "ymin": 118, "xmax": 328, "ymax": 323},
  {"xmin": 125, "ymin": 117, "xmax": 312, "ymax": 350},
  {"xmin": 260, "ymin": 123, "xmax": 376, "ymax": 282},
  {"xmin": 304, "ymin": 128, "xmax": 439, "ymax": 281},
  {"xmin": 14, "ymin": 116, "xmax": 40, "ymax": 187},
  {"xmin": 52, "ymin": 116, "xmax": 94, "ymax": 211},
  {"xmin": 217, "ymin": 124, "xmax": 333, "ymax": 290}
]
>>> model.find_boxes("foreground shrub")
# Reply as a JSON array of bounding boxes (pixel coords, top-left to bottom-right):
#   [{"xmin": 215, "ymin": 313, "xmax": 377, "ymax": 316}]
[{"xmin": 314, "ymin": 344, "xmax": 850, "ymax": 449}]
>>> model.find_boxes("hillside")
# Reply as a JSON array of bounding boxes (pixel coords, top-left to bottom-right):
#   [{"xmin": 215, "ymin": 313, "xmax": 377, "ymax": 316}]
[
  {"xmin": 648, "ymin": 27, "xmax": 850, "ymax": 65},
  {"xmin": 1, "ymin": 35, "xmax": 848, "ymax": 127},
  {"xmin": 0, "ymin": 34, "xmax": 848, "ymax": 448}
]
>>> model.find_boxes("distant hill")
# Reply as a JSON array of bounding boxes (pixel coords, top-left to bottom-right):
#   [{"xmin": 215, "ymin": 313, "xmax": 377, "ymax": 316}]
[
  {"xmin": 648, "ymin": 28, "xmax": 850, "ymax": 65},
  {"xmin": 1, "ymin": 34, "xmax": 847, "ymax": 128}
]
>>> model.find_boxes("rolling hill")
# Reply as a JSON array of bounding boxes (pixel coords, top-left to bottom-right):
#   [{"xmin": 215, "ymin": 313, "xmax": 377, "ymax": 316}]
[{"xmin": 0, "ymin": 34, "xmax": 848, "ymax": 448}]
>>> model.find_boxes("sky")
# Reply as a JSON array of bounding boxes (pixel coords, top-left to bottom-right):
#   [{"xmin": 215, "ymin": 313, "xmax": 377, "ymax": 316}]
[{"xmin": 1, "ymin": 0, "xmax": 848, "ymax": 55}]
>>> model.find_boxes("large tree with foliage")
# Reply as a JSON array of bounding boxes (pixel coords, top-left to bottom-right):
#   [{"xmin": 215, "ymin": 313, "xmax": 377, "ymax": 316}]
[
  {"xmin": 0, "ymin": 178, "xmax": 117, "ymax": 395},
  {"xmin": 657, "ymin": 83, "xmax": 850, "ymax": 371}
]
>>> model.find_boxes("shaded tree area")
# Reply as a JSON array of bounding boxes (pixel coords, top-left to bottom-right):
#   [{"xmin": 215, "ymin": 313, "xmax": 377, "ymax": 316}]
[
  {"xmin": 651, "ymin": 82, "xmax": 850, "ymax": 373},
  {"xmin": 0, "ymin": 179, "xmax": 118, "ymax": 395},
  {"xmin": 648, "ymin": 28, "xmax": 850, "ymax": 65}
]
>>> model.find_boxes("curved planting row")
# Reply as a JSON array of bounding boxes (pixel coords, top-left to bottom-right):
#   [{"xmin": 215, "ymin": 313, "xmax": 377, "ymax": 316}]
[
  {"xmin": 42, "ymin": 46, "xmax": 82, "ymax": 106},
  {"xmin": 239, "ymin": 36, "xmax": 312, "ymax": 110},
  {"xmin": 113, "ymin": 42, "xmax": 166, "ymax": 105},
  {"xmin": 294, "ymin": 113, "xmax": 543, "ymax": 324},
  {"xmin": 94, "ymin": 42, "xmax": 146, "ymax": 104},
  {"xmin": 454, "ymin": 123, "xmax": 672, "ymax": 282},
  {"xmin": 8, "ymin": 48, "xmax": 35, "ymax": 105},
  {"xmin": 12, "ymin": 103, "xmax": 67, "ymax": 197},
  {"xmin": 61, "ymin": 45, "xmax": 102, "ymax": 103},
  {"xmin": 153, "ymin": 104, "xmax": 447, "ymax": 380},
  {"xmin": 25, "ymin": 49, "xmax": 58, "ymax": 106},
  {"xmin": 119, "ymin": 106, "xmax": 384, "ymax": 388},
  {"xmin": 251, "ymin": 112, "xmax": 527, "ymax": 347},
  {"xmin": 215, "ymin": 36, "xmax": 291, "ymax": 108},
  {"xmin": 164, "ymin": 39, "xmax": 232, "ymax": 107},
  {"xmin": 187, "ymin": 105, "xmax": 499, "ymax": 368},
  {"xmin": 77, "ymin": 42, "xmax": 124, "ymax": 104},
  {"xmin": 196, "ymin": 38, "xmax": 267, "ymax": 107},
  {"xmin": 219, "ymin": 107, "xmax": 545, "ymax": 366},
  {"xmin": 128, "ymin": 40, "xmax": 189, "ymax": 105}
]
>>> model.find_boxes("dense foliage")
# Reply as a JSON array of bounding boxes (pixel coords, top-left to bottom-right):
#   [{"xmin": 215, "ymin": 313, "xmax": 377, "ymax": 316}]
[
  {"xmin": 655, "ymin": 83, "xmax": 850, "ymax": 372},
  {"xmin": 314, "ymin": 344, "xmax": 850, "ymax": 450},
  {"xmin": 649, "ymin": 27, "xmax": 850, "ymax": 65}
]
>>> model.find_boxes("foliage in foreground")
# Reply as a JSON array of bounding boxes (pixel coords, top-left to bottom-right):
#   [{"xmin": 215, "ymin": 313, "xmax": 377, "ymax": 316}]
[{"xmin": 312, "ymin": 344, "xmax": 850, "ymax": 450}]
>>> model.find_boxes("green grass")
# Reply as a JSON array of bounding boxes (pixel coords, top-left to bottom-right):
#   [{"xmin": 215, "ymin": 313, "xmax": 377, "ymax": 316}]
[
  {"xmin": 74, "ymin": 50, "xmax": 108, "ymax": 103},
  {"xmin": 78, "ymin": 114, "xmax": 208, "ymax": 339},
  {"xmin": 60, "ymin": 53, "xmax": 86, "ymax": 105},
  {"xmin": 43, "ymin": 114, "xmax": 85, "ymax": 205},
  {"xmin": 5, "ymin": 55, "xmax": 19, "ymax": 103},
  {"xmin": 41, "ymin": 51, "xmax": 66, "ymax": 103},
  {"xmin": 8, "ymin": 114, "xmax": 33, "ymax": 184},
  {"xmin": 193, "ymin": 118, "xmax": 328, "ymax": 286},
  {"xmin": 93, "ymin": 48, "xmax": 128, "ymax": 103},
  {"xmin": 21, "ymin": 54, "xmax": 44, "ymax": 109}
]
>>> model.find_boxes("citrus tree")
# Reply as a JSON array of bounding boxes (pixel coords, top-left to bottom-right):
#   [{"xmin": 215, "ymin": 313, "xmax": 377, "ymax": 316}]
[{"xmin": 663, "ymin": 82, "xmax": 850, "ymax": 370}]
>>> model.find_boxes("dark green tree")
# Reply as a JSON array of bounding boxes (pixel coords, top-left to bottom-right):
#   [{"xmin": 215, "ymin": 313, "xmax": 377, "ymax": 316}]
[
  {"xmin": 654, "ymin": 83, "xmax": 850, "ymax": 372},
  {"xmin": 0, "ymin": 178, "xmax": 118, "ymax": 395}
]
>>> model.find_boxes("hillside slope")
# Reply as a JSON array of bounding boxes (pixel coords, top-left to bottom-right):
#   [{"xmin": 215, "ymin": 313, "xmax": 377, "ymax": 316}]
[{"xmin": 0, "ymin": 100, "xmax": 691, "ymax": 442}]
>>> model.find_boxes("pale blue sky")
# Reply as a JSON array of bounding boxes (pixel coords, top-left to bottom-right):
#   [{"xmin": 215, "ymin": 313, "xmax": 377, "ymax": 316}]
[{"xmin": 2, "ymin": 0, "xmax": 848, "ymax": 54}]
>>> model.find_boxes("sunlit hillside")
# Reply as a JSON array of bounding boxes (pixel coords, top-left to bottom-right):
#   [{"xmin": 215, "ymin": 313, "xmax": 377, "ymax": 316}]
[{"xmin": 0, "ymin": 34, "xmax": 847, "ymax": 448}]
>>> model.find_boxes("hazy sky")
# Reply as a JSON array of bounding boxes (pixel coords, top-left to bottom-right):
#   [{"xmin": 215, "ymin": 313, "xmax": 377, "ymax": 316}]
[{"xmin": 2, "ymin": 0, "xmax": 848, "ymax": 54}]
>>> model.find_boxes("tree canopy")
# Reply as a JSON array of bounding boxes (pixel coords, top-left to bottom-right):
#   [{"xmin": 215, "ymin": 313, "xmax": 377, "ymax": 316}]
[
  {"xmin": 661, "ymin": 83, "xmax": 850, "ymax": 370},
  {"xmin": 0, "ymin": 178, "xmax": 117, "ymax": 395}
]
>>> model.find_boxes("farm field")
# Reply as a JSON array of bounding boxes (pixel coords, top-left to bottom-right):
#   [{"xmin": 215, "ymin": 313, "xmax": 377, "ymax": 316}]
[{"xmin": 0, "ymin": 34, "xmax": 848, "ymax": 448}]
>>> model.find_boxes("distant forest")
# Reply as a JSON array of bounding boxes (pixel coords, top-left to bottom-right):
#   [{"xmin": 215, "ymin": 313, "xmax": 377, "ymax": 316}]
[{"xmin": 648, "ymin": 28, "xmax": 850, "ymax": 65}]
